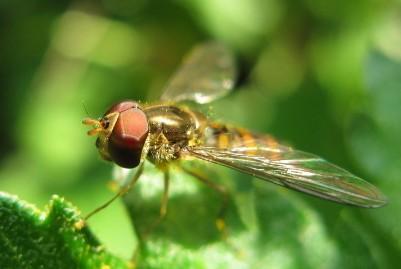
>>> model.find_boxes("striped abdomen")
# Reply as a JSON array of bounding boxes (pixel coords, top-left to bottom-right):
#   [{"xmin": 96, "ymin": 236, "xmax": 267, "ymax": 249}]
[{"xmin": 201, "ymin": 122, "xmax": 280, "ymax": 153}]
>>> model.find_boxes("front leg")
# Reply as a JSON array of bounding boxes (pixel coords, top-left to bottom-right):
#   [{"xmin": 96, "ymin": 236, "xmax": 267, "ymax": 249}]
[{"xmin": 85, "ymin": 162, "xmax": 145, "ymax": 221}]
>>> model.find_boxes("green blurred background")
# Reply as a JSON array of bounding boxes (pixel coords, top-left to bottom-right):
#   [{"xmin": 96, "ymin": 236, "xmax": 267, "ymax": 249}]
[{"xmin": 0, "ymin": 1, "xmax": 400, "ymax": 268}]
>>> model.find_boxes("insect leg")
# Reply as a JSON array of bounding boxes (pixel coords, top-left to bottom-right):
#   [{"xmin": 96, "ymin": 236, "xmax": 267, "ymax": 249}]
[
  {"xmin": 85, "ymin": 162, "xmax": 144, "ymax": 221},
  {"xmin": 142, "ymin": 168, "xmax": 170, "ymax": 239},
  {"xmin": 160, "ymin": 168, "xmax": 170, "ymax": 218},
  {"xmin": 180, "ymin": 166, "xmax": 229, "ymax": 237},
  {"xmin": 132, "ymin": 168, "xmax": 170, "ymax": 262}
]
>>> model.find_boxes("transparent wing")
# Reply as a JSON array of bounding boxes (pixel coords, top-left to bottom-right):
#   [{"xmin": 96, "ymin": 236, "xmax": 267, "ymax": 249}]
[
  {"xmin": 186, "ymin": 131, "xmax": 387, "ymax": 208},
  {"xmin": 160, "ymin": 42, "xmax": 237, "ymax": 104}
]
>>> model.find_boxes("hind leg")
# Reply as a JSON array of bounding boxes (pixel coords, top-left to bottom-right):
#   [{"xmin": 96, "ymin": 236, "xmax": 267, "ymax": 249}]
[{"xmin": 180, "ymin": 166, "xmax": 229, "ymax": 238}]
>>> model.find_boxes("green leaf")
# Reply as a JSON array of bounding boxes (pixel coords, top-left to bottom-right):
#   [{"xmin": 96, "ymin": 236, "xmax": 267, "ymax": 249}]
[
  {"xmin": 346, "ymin": 50, "xmax": 401, "ymax": 263},
  {"xmin": 121, "ymin": 163, "xmax": 385, "ymax": 269},
  {"xmin": 0, "ymin": 192, "xmax": 129, "ymax": 269}
]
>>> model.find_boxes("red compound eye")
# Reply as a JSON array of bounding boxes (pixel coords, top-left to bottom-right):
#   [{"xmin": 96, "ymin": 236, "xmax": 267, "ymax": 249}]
[
  {"xmin": 106, "ymin": 100, "xmax": 149, "ymax": 168},
  {"xmin": 104, "ymin": 100, "xmax": 139, "ymax": 115}
]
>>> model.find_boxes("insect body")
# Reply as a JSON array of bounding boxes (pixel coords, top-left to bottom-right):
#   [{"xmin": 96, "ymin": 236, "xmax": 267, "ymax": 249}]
[
  {"xmin": 145, "ymin": 104, "xmax": 201, "ymax": 165},
  {"xmin": 83, "ymin": 42, "xmax": 387, "ymax": 221}
]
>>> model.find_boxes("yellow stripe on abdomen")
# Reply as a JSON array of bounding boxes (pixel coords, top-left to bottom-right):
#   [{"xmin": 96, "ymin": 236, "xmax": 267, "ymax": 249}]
[
  {"xmin": 217, "ymin": 133, "xmax": 230, "ymax": 149},
  {"xmin": 236, "ymin": 128, "xmax": 257, "ymax": 154}
]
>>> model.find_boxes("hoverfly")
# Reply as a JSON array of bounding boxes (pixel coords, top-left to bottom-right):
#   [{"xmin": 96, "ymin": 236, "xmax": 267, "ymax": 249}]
[{"xmin": 83, "ymin": 42, "xmax": 387, "ymax": 222}]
